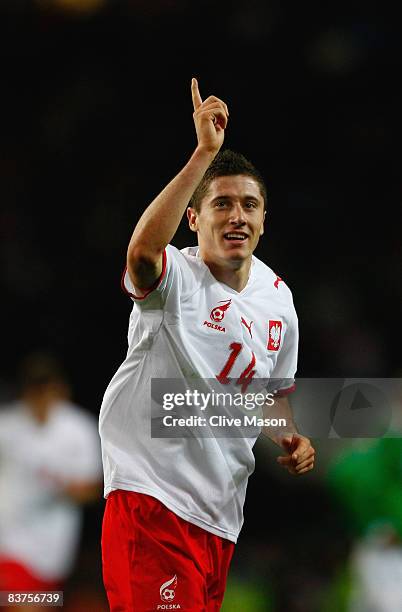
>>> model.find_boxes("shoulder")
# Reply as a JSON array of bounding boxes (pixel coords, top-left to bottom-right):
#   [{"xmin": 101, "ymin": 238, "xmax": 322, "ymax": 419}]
[
  {"xmin": 252, "ymin": 255, "xmax": 295, "ymax": 304},
  {"xmin": 0, "ymin": 402, "xmax": 29, "ymax": 445},
  {"xmin": 164, "ymin": 244, "xmax": 208, "ymax": 297},
  {"xmin": 169, "ymin": 244, "xmax": 206, "ymax": 276},
  {"xmin": 55, "ymin": 401, "xmax": 99, "ymax": 435},
  {"xmin": 0, "ymin": 402, "xmax": 25, "ymax": 426}
]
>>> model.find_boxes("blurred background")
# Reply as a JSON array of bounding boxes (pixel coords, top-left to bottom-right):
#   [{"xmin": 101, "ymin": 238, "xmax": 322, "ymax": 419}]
[{"xmin": 0, "ymin": 1, "xmax": 401, "ymax": 610}]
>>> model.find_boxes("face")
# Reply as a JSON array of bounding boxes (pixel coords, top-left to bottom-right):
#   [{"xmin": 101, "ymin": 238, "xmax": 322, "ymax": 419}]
[{"xmin": 187, "ymin": 175, "xmax": 266, "ymax": 267}]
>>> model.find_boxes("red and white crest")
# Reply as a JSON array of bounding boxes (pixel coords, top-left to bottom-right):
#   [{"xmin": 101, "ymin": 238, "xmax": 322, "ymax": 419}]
[
  {"xmin": 210, "ymin": 300, "xmax": 232, "ymax": 323},
  {"xmin": 267, "ymin": 320, "xmax": 282, "ymax": 351}
]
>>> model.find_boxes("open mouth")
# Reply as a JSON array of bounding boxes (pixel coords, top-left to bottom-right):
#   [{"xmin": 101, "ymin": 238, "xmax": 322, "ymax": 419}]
[{"xmin": 223, "ymin": 232, "xmax": 248, "ymax": 242}]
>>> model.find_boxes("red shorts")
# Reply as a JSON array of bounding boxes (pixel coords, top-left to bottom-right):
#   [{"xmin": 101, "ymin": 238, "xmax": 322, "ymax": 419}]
[
  {"xmin": 0, "ymin": 557, "xmax": 61, "ymax": 591},
  {"xmin": 102, "ymin": 490, "xmax": 235, "ymax": 612}
]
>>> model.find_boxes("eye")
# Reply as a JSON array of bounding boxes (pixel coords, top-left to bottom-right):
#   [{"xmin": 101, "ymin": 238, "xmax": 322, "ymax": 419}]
[
  {"xmin": 215, "ymin": 201, "xmax": 228, "ymax": 208},
  {"xmin": 245, "ymin": 201, "xmax": 257, "ymax": 209}
]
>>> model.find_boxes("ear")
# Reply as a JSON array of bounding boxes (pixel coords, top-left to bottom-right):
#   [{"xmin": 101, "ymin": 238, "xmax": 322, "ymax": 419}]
[
  {"xmin": 260, "ymin": 210, "xmax": 266, "ymax": 236},
  {"xmin": 187, "ymin": 207, "xmax": 199, "ymax": 233}
]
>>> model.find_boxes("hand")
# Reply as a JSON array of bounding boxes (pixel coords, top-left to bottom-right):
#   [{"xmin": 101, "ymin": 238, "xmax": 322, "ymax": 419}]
[
  {"xmin": 277, "ymin": 434, "xmax": 315, "ymax": 475},
  {"xmin": 191, "ymin": 77, "xmax": 229, "ymax": 155}
]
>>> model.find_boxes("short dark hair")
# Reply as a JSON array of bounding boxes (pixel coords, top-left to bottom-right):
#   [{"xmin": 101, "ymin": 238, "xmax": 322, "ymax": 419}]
[
  {"xmin": 18, "ymin": 351, "xmax": 68, "ymax": 392},
  {"xmin": 189, "ymin": 149, "xmax": 267, "ymax": 212}
]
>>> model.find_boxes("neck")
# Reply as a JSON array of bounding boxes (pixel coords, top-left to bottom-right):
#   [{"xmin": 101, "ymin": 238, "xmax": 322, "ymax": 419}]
[
  {"xmin": 26, "ymin": 402, "xmax": 51, "ymax": 425},
  {"xmin": 22, "ymin": 391, "xmax": 57, "ymax": 425},
  {"xmin": 202, "ymin": 255, "xmax": 252, "ymax": 292}
]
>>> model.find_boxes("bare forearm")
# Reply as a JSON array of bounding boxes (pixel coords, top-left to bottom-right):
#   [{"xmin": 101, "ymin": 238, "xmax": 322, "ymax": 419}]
[
  {"xmin": 262, "ymin": 395, "xmax": 298, "ymax": 444},
  {"xmin": 126, "ymin": 79, "xmax": 228, "ymax": 290},
  {"xmin": 267, "ymin": 396, "xmax": 315, "ymax": 475},
  {"xmin": 128, "ymin": 147, "xmax": 215, "ymax": 259},
  {"xmin": 62, "ymin": 481, "xmax": 101, "ymax": 505}
]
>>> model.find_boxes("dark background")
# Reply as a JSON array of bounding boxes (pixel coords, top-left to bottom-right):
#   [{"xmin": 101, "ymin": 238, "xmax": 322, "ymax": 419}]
[{"xmin": 1, "ymin": 1, "xmax": 401, "ymax": 610}]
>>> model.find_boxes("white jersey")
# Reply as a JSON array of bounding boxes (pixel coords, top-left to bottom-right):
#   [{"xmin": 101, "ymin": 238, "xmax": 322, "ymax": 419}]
[
  {"xmin": 0, "ymin": 401, "xmax": 102, "ymax": 581},
  {"xmin": 99, "ymin": 244, "xmax": 298, "ymax": 542}
]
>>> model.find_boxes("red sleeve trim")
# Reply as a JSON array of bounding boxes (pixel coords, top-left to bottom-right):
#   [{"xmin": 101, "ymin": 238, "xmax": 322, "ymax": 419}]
[
  {"xmin": 275, "ymin": 383, "xmax": 296, "ymax": 397},
  {"xmin": 120, "ymin": 249, "xmax": 167, "ymax": 300}
]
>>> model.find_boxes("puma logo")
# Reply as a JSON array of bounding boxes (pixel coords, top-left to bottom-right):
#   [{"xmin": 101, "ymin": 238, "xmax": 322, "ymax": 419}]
[{"xmin": 241, "ymin": 317, "xmax": 253, "ymax": 338}]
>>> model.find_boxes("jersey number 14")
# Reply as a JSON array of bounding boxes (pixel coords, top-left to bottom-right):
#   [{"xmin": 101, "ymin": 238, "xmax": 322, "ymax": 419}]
[{"xmin": 216, "ymin": 342, "xmax": 256, "ymax": 393}]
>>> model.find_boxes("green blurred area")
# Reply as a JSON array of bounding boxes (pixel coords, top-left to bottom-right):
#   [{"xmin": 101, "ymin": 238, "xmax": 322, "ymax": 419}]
[
  {"xmin": 319, "ymin": 564, "xmax": 351, "ymax": 612},
  {"xmin": 222, "ymin": 578, "xmax": 273, "ymax": 612},
  {"xmin": 327, "ymin": 439, "xmax": 402, "ymax": 538},
  {"xmin": 222, "ymin": 569, "xmax": 352, "ymax": 612}
]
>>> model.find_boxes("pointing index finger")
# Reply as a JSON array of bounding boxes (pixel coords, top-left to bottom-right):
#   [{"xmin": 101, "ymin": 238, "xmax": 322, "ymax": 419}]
[{"xmin": 191, "ymin": 77, "xmax": 203, "ymax": 111}]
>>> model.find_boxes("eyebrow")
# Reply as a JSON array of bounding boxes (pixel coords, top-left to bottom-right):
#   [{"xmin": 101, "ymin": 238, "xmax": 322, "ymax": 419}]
[{"xmin": 210, "ymin": 195, "xmax": 261, "ymax": 204}]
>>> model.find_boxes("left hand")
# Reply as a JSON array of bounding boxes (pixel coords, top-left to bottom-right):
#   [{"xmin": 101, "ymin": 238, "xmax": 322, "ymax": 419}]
[{"xmin": 277, "ymin": 434, "xmax": 315, "ymax": 475}]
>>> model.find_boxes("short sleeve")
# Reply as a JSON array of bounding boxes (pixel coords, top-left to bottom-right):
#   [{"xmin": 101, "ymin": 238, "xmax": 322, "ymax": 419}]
[
  {"xmin": 121, "ymin": 245, "xmax": 203, "ymax": 309},
  {"xmin": 121, "ymin": 248, "xmax": 168, "ymax": 300},
  {"xmin": 271, "ymin": 306, "xmax": 299, "ymax": 396}
]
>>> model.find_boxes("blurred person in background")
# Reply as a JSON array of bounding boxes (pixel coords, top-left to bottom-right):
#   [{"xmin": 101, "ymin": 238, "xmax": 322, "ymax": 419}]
[
  {"xmin": 327, "ymin": 410, "xmax": 402, "ymax": 612},
  {"xmin": 0, "ymin": 351, "xmax": 103, "ymax": 611}
]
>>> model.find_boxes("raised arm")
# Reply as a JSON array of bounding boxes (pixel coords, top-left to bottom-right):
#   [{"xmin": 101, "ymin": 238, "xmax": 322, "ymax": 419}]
[{"xmin": 127, "ymin": 78, "xmax": 229, "ymax": 292}]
